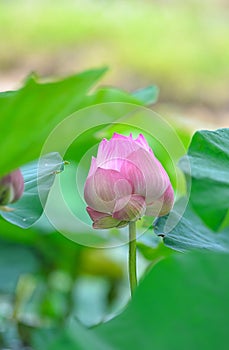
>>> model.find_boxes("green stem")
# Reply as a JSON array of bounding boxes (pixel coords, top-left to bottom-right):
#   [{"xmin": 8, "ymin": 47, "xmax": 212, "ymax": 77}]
[{"xmin": 129, "ymin": 221, "xmax": 137, "ymax": 297}]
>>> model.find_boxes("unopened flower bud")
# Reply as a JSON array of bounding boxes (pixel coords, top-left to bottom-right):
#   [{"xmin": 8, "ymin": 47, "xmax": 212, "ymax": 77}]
[{"xmin": 84, "ymin": 133, "xmax": 174, "ymax": 229}]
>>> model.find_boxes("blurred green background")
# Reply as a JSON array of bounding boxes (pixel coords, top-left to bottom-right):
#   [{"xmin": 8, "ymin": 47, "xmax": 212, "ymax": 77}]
[{"xmin": 0, "ymin": 0, "xmax": 228, "ymax": 127}]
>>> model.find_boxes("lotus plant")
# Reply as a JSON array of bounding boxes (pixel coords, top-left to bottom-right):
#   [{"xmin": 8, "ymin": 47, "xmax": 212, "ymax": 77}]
[
  {"xmin": 0, "ymin": 169, "xmax": 24, "ymax": 211},
  {"xmin": 84, "ymin": 133, "xmax": 174, "ymax": 295}
]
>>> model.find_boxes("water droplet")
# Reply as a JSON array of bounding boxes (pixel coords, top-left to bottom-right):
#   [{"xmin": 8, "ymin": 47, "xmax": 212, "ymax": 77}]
[{"xmin": 22, "ymin": 218, "xmax": 26, "ymax": 222}]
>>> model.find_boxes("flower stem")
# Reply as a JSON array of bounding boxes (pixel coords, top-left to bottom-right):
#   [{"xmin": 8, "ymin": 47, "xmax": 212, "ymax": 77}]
[{"xmin": 128, "ymin": 221, "xmax": 137, "ymax": 297}]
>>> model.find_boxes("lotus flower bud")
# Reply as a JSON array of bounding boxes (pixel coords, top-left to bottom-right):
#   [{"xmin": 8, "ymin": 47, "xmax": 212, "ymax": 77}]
[
  {"xmin": 0, "ymin": 169, "xmax": 24, "ymax": 207},
  {"xmin": 84, "ymin": 133, "xmax": 174, "ymax": 229}
]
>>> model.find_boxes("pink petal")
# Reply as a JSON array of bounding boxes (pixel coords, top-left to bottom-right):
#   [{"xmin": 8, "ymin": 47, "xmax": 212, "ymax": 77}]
[
  {"xmin": 86, "ymin": 207, "xmax": 124, "ymax": 229},
  {"xmin": 87, "ymin": 156, "xmax": 97, "ymax": 177},
  {"xmin": 127, "ymin": 148, "xmax": 170, "ymax": 204},
  {"xmin": 94, "ymin": 167, "xmax": 131, "ymax": 202},
  {"xmin": 84, "ymin": 168, "xmax": 133, "ymax": 213},
  {"xmin": 114, "ymin": 178, "xmax": 133, "ymax": 198},
  {"xmin": 98, "ymin": 157, "xmax": 124, "ymax": 172},
  {"xmin": 96, "ymin": 138, "xmax": 109, "ymax": 165},
  {"xmin": 112, "ymin": 133, "xmax": 132, "ymax": 141},
  {"xmin": 96, "ymin": 134, "xmax": 140, "ymax": 166},
  {"xmin": 84, "ymin": 175, "xmax": 114, "ymax": 213},
  {"xmin": 86, "ymin": 206, "xmax": 108, "ymax": 221},
  {"xmin": 146, "ymin": 184, "xmax": 174, "ymax": 217},
  {"xmin": 159, "ymin": 184, "xmax": 174, "ymax": 216},
  {"xmin": 135, "ymin": 134, "xmax": 152, "ymax": 153},
  {"xmin": 113, "ymin": 194, "xmax": 146, "ymax": 221},
  {"xmin": 120, "ymin": 159, "xmax": 146, "ymax": 196}
]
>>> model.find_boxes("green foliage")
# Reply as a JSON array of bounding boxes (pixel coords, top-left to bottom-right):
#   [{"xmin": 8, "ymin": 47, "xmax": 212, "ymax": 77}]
[
  {"xmin": 33, "ymin": 251, "xmax": 229, "ymax": 350},
  {"xmin": 0, "ymin": 69, "xmax": 163, "ymax": 348},
  {"xmin": 0, "ymin": 68, "xmax": 156, "ymax": 178},
  {"xmin": 180, "ymin": 128, "xmax": 229, "ymax": 231},
  {"xmin": 0, "ymin": 68, "xmax": 106, "ymax": 176},
  {"xmin": 154, "ymin": 128, "xmax": 229, "ymax": 253},
  {"xmin": 155, "ymin": 202, "xmax": 229, "ymax": 253}
]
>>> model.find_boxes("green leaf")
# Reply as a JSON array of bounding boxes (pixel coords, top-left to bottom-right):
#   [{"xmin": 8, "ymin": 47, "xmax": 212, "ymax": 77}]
[
  {"xmin": 137, "ymin": 239, "xmax": 174, "ymax": 261},
  {"xmin": 132, "ymin": 85, "xmax": 159, "ymax": 105},
  {"xmin": 85, "ymin": 87, "xmax": 150, "ymax": 105},
  {"xmin": 0, "ymin": 153, "xmax": 64, "ymax": 228},
  {"xmin": 0, "ymin": 68, "xmax": 107, "ymax": 177},
  {"xmin": 136, "ymin": 227, "xmax": 174, "ymax": 261},
  {"xmin": 179, "ymin": 128, "xmax": 229, "ymax": 230},
  {"xmin": 154, "ymin": 201, "xmax": 229, "ymax": 253},
  {"xmin": 33, "ymin": 251, "xmax": 229, "ymax": 350},
  {"xmin": 0, "ymin": 68, "xmax": 156, "ymax": 178}
]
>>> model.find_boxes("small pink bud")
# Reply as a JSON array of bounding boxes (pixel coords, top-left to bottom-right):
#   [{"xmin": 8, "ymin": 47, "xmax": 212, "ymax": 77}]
[
  {"xmin": 84, "ymin": 133, "xmax": 174, "ymax": 229},
  {"xmin": 0, "ymin": 169, "xmax": 24, "ymax": 206}
]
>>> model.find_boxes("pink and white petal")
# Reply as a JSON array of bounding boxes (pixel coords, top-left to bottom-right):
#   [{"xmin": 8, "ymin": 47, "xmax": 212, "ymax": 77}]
[
  {"xmin": 87, "ymin": 156, "xmax": 97, "ymax": 177},
  {"xmin": 159, "ymin": 184, "xmax": 174, "ymax": 216},
  {"xmin": 96, "ymin": 135, "xmax": 141, "ymax": 166},
  {"xmin": 86, "ymin": 207, "xmax": 122, "ymax": 229},
  {"xmin": 84, "ymin": 175, "xmax": 114, "ymax": 213},
  {"xmin": 113, "ymin": 194, "xmax": 146, "ymax": 221},
  {"xmin": 86, "ymin": 207, "xmax": 108, "ymax": 221},
  {"xmin": 127, "ymin": 148, "xmax": 170, "ymax": 203},
  {"xmin": 99, "ymin": 157, "xmax": 125, "ymax": 171},
  {"xmin": 135, "ymin": 134, "xmax": 152, "ymax": 153},
  {"xmin": 94, "ymin": 167, "xmax": 126, "ymax": 202},
  {"xmin": 114, "ymin": 178, "xmax": 133, "ymax": 199},
  {"xmin": 112, "ymin": 133, "xmax": 132, "ymax": 141},
  {"xmin": 120, "ymin": 159, "xmax": 146, "ymax": 196},
  {"xmin": 96, "ymin": 138, "xmax": 109, "ymax": 165},
  {"xmin": 145, "ymin": 198, "xmax": 164, "ymax": 217},
  {"xmin": 93, "ymin": 215, "xmax": 122, "ymax": 229},
  {"xmin": 145, "ymin": 184, "xmax": 174, "ymax": 217}
]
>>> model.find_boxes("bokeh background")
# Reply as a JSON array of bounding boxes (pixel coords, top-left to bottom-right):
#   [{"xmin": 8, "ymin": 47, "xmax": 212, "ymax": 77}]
[{"xmin": 1, "ymin": 0, "xmax": 229, "ymax": 127}]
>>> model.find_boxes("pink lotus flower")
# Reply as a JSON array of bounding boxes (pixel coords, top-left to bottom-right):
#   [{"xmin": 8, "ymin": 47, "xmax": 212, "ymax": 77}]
[
  {"xmin": 84, "ymin": 133, "xmax": 174, "ymax": 229},
  {"xmin": 0, "ymin": 169, "xmax": 24, "ymax": 207}
]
